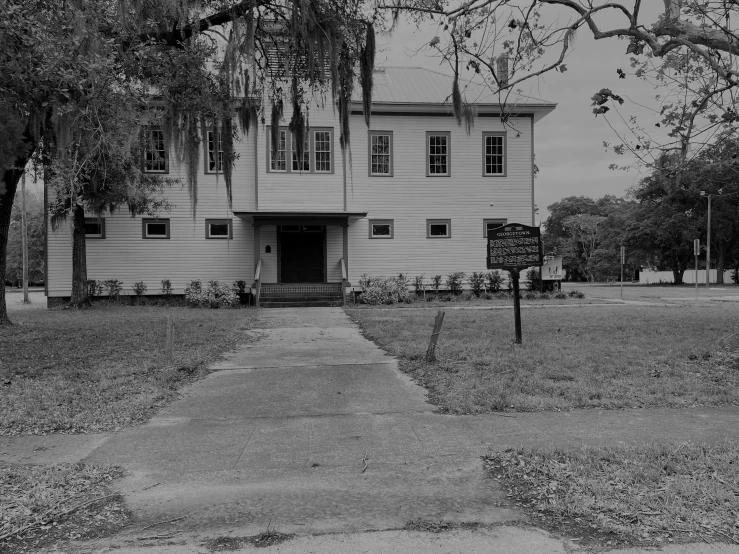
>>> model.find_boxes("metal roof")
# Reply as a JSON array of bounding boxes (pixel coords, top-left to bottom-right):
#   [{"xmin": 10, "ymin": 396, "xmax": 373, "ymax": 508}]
[{"xmin": 351, "ymin": 66, "xmax": 556, "ymax": 115}]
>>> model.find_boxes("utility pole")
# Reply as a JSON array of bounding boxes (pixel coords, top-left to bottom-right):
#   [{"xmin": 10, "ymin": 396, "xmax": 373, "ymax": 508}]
[
  {"xmin": 706, "ymin": 194, "xmax": 711, "ymax": 288},
  {"xmin": 20, "ymin": 174, "xmax": 30, "ymax": 304}
]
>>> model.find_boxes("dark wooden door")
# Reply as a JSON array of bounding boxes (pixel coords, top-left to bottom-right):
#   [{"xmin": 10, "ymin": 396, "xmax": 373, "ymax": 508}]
[{"xmin": 279, "ymin": 227, "xmax": 325, "ymax": 283}]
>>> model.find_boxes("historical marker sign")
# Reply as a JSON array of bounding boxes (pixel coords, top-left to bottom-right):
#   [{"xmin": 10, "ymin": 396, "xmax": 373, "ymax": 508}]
[{"xmin": 487, "ymin": 223, "xmax": 543, "ymax": 270}]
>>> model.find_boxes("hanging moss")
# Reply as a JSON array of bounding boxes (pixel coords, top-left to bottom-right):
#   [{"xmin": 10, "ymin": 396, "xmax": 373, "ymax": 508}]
[
  {"xmin": 337, "ymin": 43, "xmax": 354, "ymax": 149},
  {"xmin": 463, "ymin": 103, "xmax": 477, "ymax": 135},
  {"xmin": 452, "ymin": 73, "xmax": 462, "ymax": 127},
  {"xmin": 221, "ymin": 114, "xmax": 234, "ymax": 207},
  {"xmin": 289, "ymin": 76, "xmax": 306, "ymax": 163},
  {"xmin": 270, "ymin": 98, "xmax": 284, "ymax": 155},
  {"xmin": 360, "ymin": 22, "xmax": 375, "ymax": 128}
]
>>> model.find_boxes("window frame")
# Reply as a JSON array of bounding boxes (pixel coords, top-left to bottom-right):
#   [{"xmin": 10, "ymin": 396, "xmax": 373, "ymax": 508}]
[
  {"xmin": 205, "ymin": 218, "xmax": 233, "ymax": 239},
  {"xmin": 142, "ymin": 126, "xmax": 169, "ymax": 174},
  {"xmin": 142, "ymin": 218, "xmax": 171, "ymax": 240},
  {"xmin": 426, "ymin": 219, "xmax": 451, "ymax": 239},
  {"xmin": 84, "ymin": 217, "xmax": 105, "ymax": 239},
  {"xmin": 291, "ymin": 133, "xmax": 310, "ymax": 172},
  {"xmin": 266, "ymin": 126, "xmax": 288, "ymax": 173},
  {"xmin": 312, "ymin": 128, "xmax": 334, "ymax": 174},
  {"xmin": 426, "ymin": 131, "xmax": 451, "ymax": 177},
  {"xmin": 204, "ymin": 127, "xmax": 224, "ymax": 174},
  {"xmin": 368, "ymin": 219, "xmax": 394, "ymax": 239},
  {"xmin": 368, "ymin": 131, "xmax": 393, "ymax": 177},
  {"xmin": 482, "ymin": 132, "xmax": 507, "ymax": 177},
  {"xmin": 483, "ymin": 218, "xmax": 508, "ymax": 238}
]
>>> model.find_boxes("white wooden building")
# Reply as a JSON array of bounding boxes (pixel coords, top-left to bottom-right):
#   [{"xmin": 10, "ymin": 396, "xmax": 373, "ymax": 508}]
[{"xmin": 46, "ymin": 67, "xmax": 556, "ymax": 305}]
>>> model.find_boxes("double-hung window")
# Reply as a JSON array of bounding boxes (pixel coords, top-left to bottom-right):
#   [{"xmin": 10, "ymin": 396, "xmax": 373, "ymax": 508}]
[
  {"xmin": 206, "ymin": 129, "xmax": 224, "ymax": 173},
  {"xmin": 426, "ymin": 132, "xmax": 450, "ymax": 176},
  {"xmin": 369, "ymin": 131, "xmax": 393, "ymax": 176},
  {"xmin": 269, "ymin": 127, "xmax": 287, "ymax": 172},
  {"xmin": 292, "ymin": 135, "xmax": 310, "ymax": 172},
  {"xmin": 143, "ymin": 127, "xmax": 168, "ymax": 173},
  {"xmin": 483, "ymin": 132, "xmax": 506, "ymax": 176},
  {"xmin": 313, "ymin": 130, "xmax": 332, "ymax": 172},
  {"xmin": 267, "ymin": 127, "xmax": 333, "ymax": 174}
]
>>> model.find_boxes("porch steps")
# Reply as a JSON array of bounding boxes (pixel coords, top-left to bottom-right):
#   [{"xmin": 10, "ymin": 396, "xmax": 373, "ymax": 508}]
[{"xmin": 259, "ymin": 283, "xmax": 344, "ymax": 308}]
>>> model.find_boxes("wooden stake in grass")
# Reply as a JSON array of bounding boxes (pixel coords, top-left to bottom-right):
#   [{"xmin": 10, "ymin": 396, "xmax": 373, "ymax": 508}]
[
  {"xmin": 165, "ymin": 315, "xmax": 174, "ymax": 364},
  {"xmin": 426, "ymin": 310, "xmax": 445, "ymax": 362}
]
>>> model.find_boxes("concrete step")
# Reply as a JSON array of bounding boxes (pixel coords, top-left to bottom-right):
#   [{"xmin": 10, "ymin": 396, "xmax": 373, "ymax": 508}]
[{"xmin": 260, "ymin": 300, "xmax": 343, "ymax": 308}]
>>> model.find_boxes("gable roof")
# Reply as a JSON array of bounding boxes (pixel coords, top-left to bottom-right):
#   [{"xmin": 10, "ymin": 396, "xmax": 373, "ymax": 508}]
[{"xmin": 351, "ymin": 66, "xmax": 556, "ymax": 121}]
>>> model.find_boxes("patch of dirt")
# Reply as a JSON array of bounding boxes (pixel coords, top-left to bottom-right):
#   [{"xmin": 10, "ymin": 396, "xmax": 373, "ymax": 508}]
[{"xmin": 203, "ymin": 530, "xmax": 294, "ymax": 551}]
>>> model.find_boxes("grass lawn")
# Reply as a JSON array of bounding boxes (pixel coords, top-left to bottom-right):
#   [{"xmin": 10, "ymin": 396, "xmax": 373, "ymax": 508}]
[
  {"xmin": 347, "ymin": 303, "xmax": 739, "ymax": 413},
  {"xmin": 0, "ymin": 463, "xmax": 126, "ymax": 551},
  {"xmin": 0, "ymin": 306, "xmax": 255, "ymax": 435},
  {"xmin": 346, "ymin": 290, "xmax": 601, "ymax": 310},
  {"xmin": 485, "ymin": 441, "xmax": 739, "ymax": 547}
]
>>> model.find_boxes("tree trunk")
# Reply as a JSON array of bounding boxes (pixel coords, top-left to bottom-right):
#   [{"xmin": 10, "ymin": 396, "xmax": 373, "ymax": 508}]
[
  {"xmin": 0, "ymin": 159, "xmax": 30, "ymax": 325},
  {"xmin": 716, "ymin": 241, "xmax": 726, "ymax": 285},
  {"xmin": 670, "ymin": 249, "xmax": 683, "ymax": 285},
  {"xmin": 68, "ymin": 204, "xmax": 90, "ymax": 308}
]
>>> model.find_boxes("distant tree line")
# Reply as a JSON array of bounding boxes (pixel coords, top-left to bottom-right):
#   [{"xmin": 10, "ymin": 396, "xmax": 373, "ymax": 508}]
[{"xmin": 543, "ymin": 133, "xmax": 739, "ymax": 285}]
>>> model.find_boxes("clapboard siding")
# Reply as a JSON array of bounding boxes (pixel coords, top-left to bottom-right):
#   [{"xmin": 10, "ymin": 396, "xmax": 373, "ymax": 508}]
[
  {"xmin": 257, "ymin": 102, "xmax": 344, "ymax": 211},
  {"xmin": 47, "ymin": 133, "xmax": 255, "ymax": 297},
  {"xmin": 326, "ymin": 226, "xmax": 343, "ymax": 283},
  {"xmin": 258, "ymin": 225, "xmax": 278, "ymax": 283},
  {"xmin": 345, "ymin": 114, "xmax": 534, "ymax": 283}
]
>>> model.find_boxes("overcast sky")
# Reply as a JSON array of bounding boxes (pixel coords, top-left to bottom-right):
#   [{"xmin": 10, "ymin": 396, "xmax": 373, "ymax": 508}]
[{"xmin": 379, "ymin": 5, "xmax": 669, "ymax": 221}]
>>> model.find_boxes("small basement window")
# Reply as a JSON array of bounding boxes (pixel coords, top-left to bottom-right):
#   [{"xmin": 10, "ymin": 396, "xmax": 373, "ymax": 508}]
[
  {"xmin": 427, "ymin": 219, "xmax": 451, "ymax": 238},
  {"xmin": 205, "ymin": 219, "xmax": 232, "ymax": 239},
  {"xmin": 369, "ymin": 220, "xmax": 394, "ymax": 239},
  {"xmin": 142, "ymin": 218, "xmax": 170, "ymax": 239},
  {"xmin": 84, "ymin": 217, "xmax": 105, "ymax": 239}
]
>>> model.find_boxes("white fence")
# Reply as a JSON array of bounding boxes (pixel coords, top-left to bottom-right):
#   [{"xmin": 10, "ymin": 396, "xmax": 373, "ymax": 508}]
[{"xmin": 640, "ymin": 269, "xmax": 734, "ymax": 284}]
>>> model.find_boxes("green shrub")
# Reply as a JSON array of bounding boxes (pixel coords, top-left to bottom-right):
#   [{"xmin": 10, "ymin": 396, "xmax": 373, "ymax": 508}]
[
  {"xmin": 133, "ymin": 281, "xmax": 147, "ymax": 296},
  {"xmin": 432, "ymin": 275, "xmax": 443, "ymax": 293},
  {"xmin": 161, "ymin": 280, "xmax": 173, "ymax": 295},
  {"xmin": 469, "ymin": 271, "xmax": 486, "ymax": 296},
  {"xmin": 104, "ymin": 279, "xmax": 123, "ymax": 301},
  {"xmin": 184, "ymin": 280, "xmax": 238, "ymax": 308},
  {"xmin": 485, "ymin": 271, "xmax": 503, "ymax": 293},
  {"xmin": 233, "ymin": 280, "xmax": 247, "ymax": 294},
  {"xmin": 524, "ymin": 290, "xmax": 538, "ymax": 300},
  {"xmin": 358, "ymin": 274, "xmax": 410, "ymax": 305},
  {"xmin": 86, "ymin": 279, "xmax": 104, "ymax": 298},
  {"xmin": 569, "ymin": 289, "xmax": 585, "ymax": 299},
  {"xmin": 555, "ymin": 291, "xmax": 567, "ymax": 299},
  {"xmin": 414, "ymin": 274, "xmax": 425, "ymax": 295},
  {"xmin": 446, "ymin": 272, "xmax": 466, "ymax": 295},
  {"xmin": 525, "ymin": 268, "xmax": 541, "ymax": 291}
]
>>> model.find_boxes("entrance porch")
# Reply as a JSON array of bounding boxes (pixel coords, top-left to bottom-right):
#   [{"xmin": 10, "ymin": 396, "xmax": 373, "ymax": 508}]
[{"xmin": 234, "ymin": 211, "xmax": 366, "ymax": 307}]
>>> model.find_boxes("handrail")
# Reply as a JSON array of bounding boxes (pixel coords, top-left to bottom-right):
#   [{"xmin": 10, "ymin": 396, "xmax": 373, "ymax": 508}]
[
  {"xmin": 340, "ymin": 258, "xmax": 347, "ymax": 281},
  {"xmin": 254, "ymin": 258, "xmax": 263, "ymax": 308}
]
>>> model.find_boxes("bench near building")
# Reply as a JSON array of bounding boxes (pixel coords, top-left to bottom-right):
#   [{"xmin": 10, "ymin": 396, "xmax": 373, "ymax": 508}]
[{"xmin": 46, "ymin": 67, "xmax": 555, "ymax": 307}]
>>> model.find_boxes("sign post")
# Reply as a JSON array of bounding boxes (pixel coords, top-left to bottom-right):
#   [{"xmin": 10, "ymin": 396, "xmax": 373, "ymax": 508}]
[
  {"xmin": 694, "ymin": 238, "xmax": 700, "ymax": 299},
  {"xmin": 487, "ymin": 223, "xmax": 543, "ymax": 344}
]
